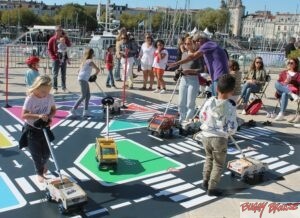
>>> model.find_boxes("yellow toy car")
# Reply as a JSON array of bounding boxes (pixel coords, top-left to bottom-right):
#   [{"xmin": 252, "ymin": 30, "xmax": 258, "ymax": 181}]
[{"xmin": 95, "ymin": 137, "xmax": 118, "ymax": 169}]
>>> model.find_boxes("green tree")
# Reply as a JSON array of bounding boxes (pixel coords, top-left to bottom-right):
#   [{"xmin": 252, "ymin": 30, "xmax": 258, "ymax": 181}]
[
  {"xmin": 1, "ymin": 8, "xmax": 39, "ymax": 26},
  {"xmin": 195, "ymin": 8, "xmax": 228, "ymax": 33},
  {"xmin": 152, "ymin": 12, "xmax": 163, "ymax": 31}
]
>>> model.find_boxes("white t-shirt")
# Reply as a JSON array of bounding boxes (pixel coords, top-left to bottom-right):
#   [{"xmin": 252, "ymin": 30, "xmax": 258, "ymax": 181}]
[
  {"xmin": 140, "ymin": 42, "xmax": 155, "ymax": 66},
  {"xmin": 152, "ymin": 49, "xmax": 168, "ymax": 69},
  {"xmin": 78, "ymin": 59, "xmax": 93, "ymax": 81},
  {"xmin": 23, "ymin": 94, "xmax": 55, "ymax": 127}
]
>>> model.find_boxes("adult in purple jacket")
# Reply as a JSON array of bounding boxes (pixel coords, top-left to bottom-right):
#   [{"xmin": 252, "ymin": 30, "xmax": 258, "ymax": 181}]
[{"xmin": 168, "ymin": 31, "xmax": 229, "ymax": 96}]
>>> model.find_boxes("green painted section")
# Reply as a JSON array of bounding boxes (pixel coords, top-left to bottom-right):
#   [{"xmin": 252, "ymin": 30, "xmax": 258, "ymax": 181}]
[
  {"xmin": 78, "ymin": 139, "xmax": 182, "ymax": 185},
  {"xmin": 109, "ymin": 120, "xmax": 148, "ymax": 131}
]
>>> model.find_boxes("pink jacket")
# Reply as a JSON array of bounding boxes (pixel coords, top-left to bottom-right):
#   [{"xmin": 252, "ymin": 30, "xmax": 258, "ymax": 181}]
[{"xmin": 278, "ymin": 70, "xmax": 300, "ymax": 93}]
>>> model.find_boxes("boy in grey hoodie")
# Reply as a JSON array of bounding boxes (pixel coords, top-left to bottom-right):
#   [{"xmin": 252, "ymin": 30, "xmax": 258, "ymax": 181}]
[{"xmin": 199, "ymin": 74, "xmax": 237, "ymax": 196}]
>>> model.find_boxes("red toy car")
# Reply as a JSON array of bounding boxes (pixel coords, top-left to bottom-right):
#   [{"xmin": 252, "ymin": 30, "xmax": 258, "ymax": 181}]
[{"xmin": 148, "ymin": 114, "xmax": 176, "ymax": 137}]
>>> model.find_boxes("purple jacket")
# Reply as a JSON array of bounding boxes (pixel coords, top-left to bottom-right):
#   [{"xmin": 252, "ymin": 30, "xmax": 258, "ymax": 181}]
[{"xmin": 199, "ymin": 41, "xmax": 228, "ymax": 81}]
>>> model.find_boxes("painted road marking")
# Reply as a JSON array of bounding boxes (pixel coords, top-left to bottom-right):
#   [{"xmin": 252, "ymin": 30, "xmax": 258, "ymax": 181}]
[
  {"xmin": 59, "ymin": 170, "xmax": 77, "ymax": 183},
  {"xmin": 142, "ymin": 174, "xmax": 175, "ymax": 185},
  {"xmin": 94, "ymin": 122, "xmax": 104, "ymax": 129},
  {"xmin": 67, "ymin": 167, "xmax": 90, "ymax": 182},
  {"xmin": 151, "ymin": 178, "xmax": 185, "ymax": 189},
  {"xmin": 268, "ymin": 161, "xmax": 289, "ymax": 170},
  {"xmin": 177, "ymin": 142, "xmax": 200, "ymax": 151},
  {"xmin": 251, "ymin": 154, "xmax": 268, "ymax": 160},
  {"xmin": 14, "ymin": 124, "xmax": 23, "ymax": 131},
  {"xmin": 0, "ymin": 126, "xmax": 17, "ymax": 148},
  {"xmin": 28, "ymin": 175, "xmax": 46, "ymax": 191},
  {"xmin": 151, "ymin": 146, "xmax": 174, "ymax": 156},
  {"xmin": 15, "ymin": 177, "xmax": 35, "ymax": 194},
  {"xmin": 86, "ymin": 208, "xmax": 108, "ymax": 217},
  {"xmin": 110, "ymin": 201, "xmax": 131, "ymax": 209},
  {"xmin": 69, "ymin": 120, "xmax": 81, "ymax": 127},
  {"xmin": 0, "ymin": 172, "xmax": 26, "ymax": 212},
  {"xmin": 75, "ymin": 140, "xmax": 185, "ymax": 186},
  {"xmin": 85, "ymin": 121, "xmax": 97, "ymax": 128},
  {"xmin": 170, "ymin": 189, "xmax": 205, "ymax": 202},
  {"xmin": 59, "ymin": 120, "xmax": 72, "ymax": 126},
  {"xmin": 133, "ymin": 195, "xmax": 153, "ymax": 203},
  {"xmin": 253, "ymin": 126, "xmax": 274, "ymax": 134},
  {"xmin": 180, "ymin": 194, "xmax": 216, "ymax": 208},
  {"xmin": 236, "ymin": 151, "xmax": 259, "ymax": 158},
  {"xmin": 276, "ymin": 165, "xmax": 300, "ymax": 174},
  {"xmin": 29, "ymin": 198, "xmax": 46, "ymax": 205},
  {"xmin": 5, "ymin": 125, "xmax": 17, "ymax": 132},
  {"xmin": 148, "ymin": 134, "xmax": 164, "ymax": 141},
  {"xmin": 156, "ymin": 183, "xmax": 194, "ymax": 196},
  {"xmin": 77, "ymin": 120, "xmax": 88, "ymax": 128},
  {"xmin": 192, "ymin": 152, "xmax": 206, "ymax": 159},
  {"xmin": 239, "ymin": 129, "xmax": 261, "ymax": 137},
  {"xmin": 100, "ymin": 132, "xmax": 125, "ymax": 140},
  {"xmin": 168, "ymin": 143, "xmax": 191, "ymax": 152},
  {"xmin": 185, "ymin": 140, "xmax": 202, "ymax": 148},
  {"xmin": 262, "ymin": 157, "xmax": 279, "ymax": 164},
  {"xmin": 161, "ymin": 145, "xmax": 183, "ymax": 155}
]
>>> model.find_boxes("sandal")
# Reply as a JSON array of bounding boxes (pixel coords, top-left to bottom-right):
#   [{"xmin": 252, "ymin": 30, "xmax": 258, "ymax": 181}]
[{"xmin": 262, "ymin": 121, "xmax": 272, "ymax": 126}]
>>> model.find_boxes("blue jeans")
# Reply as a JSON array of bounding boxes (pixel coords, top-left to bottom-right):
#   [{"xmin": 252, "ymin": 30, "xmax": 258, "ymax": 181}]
[
  {"xmin": 114, "ymin": 58, "xmax": 121, "ymax": 80},
  {"xmin": 106, "ymin": 69, "xmax": 115, "ymax": 86},
  {"xmin": 73, "ymin": 80, "xmax": 90, "ymax": 110},
  {"xmin": 178, "ymin": 75, "xmax": 200, "ymax": 122},
  {"xmin": 211, "ymin": 80, "xmax": 218, "ymax": 96},
  {"xmin": 275, "ymin": 81, "xmax": 289, "ymax": 113},
  {"xmin": 52, "ymin": 59, "xmax": 67, "ymax": 90},
  {"xmin": 240, "ymin": 82, "xmax": 261, "ymax": 103}
]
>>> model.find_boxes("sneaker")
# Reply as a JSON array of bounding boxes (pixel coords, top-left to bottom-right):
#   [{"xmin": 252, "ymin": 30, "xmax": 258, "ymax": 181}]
[
  {"xmin": 133, "ymin": 73, "xmax": 138, "ymax": 78},
  {"xmin": 207, "ymin": 189, "xmax": 223, "ymax": 197},
  {"xmin": 241, "ymin": 109, "xmax": 247, "ymax": 115},
  {"xmin": 53, "ymin": 89, "xmax": 58, "ymax": 94},
  {"xmin": 106, "ymin": 84, "xmax": 111, "ymax": 88},
  {"xmin": 288, "ymin": 115, "xmax": 298, "ymax": 123},
  {"xmin": 275, "ymin": 112, "xmax": 285, "ymax": 121},
  {"xmin": 83, "ymin": 110, "xmax": 92, "ymax": 117},
  {"xmin": 201, "ymin": 180, "xmax": 208, "ymax": 191},
  {"xmin": 62, "ymin": 88, "xmax": 69, "ymax": 93},
  {"xmin": 290, "ymin": 93, "xmax": 300, "ymax": 102},
  {"xmin": 152, "ymin": 89, "xmax": 160, "ymax": 93},
  {"xmin": 159, "ymin": 89, "xmax": 166, "ymax": 94},
  {"xmin": 70, "ymin": 109, "xmax": 78, "ymax": 116}
]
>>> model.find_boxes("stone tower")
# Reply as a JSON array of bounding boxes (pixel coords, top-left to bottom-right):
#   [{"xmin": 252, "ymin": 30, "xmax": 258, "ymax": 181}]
[{"xmin": 225, "ymin": 0, "xmax": 245, "ymax": 36}]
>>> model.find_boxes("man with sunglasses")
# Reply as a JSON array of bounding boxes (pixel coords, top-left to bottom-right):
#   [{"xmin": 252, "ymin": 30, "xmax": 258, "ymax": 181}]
[{"xmin": 168, "ymin": 31, "xmax": 228, "ymax": 96}]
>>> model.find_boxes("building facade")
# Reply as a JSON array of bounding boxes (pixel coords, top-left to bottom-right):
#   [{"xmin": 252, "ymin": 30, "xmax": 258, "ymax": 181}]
[{"xmin": 226, "ymin": 0, "xmax": 245, "ymax": 36}]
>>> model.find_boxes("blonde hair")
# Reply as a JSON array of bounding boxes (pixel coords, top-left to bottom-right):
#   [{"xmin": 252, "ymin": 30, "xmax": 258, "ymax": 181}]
[
  {"xmin": 80, "ymin": 48, "xmax": 94, "ymax": 67},
  {"xmin": 27, "ymin": 75, "xmax": 52, "ymax": 95}
]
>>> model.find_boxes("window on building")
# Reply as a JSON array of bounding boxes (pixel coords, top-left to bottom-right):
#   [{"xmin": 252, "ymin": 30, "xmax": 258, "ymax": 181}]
[
  {"xmin": 278, "ymin": 26, "xmax": 281, "ymax": 31},
  {"xmin": 284, "ymin": 26, "xmax": 287, "ymax": 31}
]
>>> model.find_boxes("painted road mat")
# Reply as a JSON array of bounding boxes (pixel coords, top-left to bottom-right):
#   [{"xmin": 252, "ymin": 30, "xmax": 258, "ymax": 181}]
[{"xmin": 0, "ymin": 92, "xmax": 299, "ymax": 218}]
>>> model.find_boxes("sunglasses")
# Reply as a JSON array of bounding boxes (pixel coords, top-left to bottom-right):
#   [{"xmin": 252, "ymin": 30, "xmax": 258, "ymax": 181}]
[{"xmin": 288, "ymin": 61, "xmax": 295, "ymax": 65}]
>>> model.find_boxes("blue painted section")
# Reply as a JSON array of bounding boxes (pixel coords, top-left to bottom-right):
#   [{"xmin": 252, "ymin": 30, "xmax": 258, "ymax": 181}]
[{"xmin": 0, "ymin": 175, "xmax": 19, "ymax": 208}]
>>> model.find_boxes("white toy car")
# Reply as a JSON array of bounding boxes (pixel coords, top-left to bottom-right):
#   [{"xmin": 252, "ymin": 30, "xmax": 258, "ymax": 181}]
[
  {"xmin": 227, "ymin": 157, "xmax": 268, "ymax": 182},
  {"xmin": 45, "ymin": 176, "xmax": 88, "ymax": 214}
]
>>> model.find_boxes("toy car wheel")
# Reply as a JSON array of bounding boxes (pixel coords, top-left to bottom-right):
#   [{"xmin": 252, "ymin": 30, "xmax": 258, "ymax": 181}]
[
  {"xmin": 58, "ymin": 201, "xmax": 66, "ymax": 214},
  {"xmin": 45, "ymin": 191, "xmax": 52, "ymax": 202}
]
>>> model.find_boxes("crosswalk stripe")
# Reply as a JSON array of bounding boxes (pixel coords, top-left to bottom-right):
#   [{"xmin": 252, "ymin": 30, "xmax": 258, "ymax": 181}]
[
  {"xmin": 67, "ymin": 167, "xmax": 90, "ymax": 182},
  {"xmin": 180, "ymin": 194, "xmax": 216, "ymax": 208},
  {"xmin": 69, "ymin": 120, "xmax": 80, "ymax": 127},
  {"xmin": 185, "ymin": 140, "xmax": 202, "ymax": 148},
  {"xmin": 15, "ymin": 177, "xmax": 35, "ymax": 194},
  {"xmin": 60, "ymin": 120, "xmax": 72, "ymax": 126},
  {"xmin": 151, "ymin": 178, "xmax": 185, "ymax": 189},
  {"xmin": 239, "ymin": 129, "xmax": 260, "ymax": 137},
  {"xmin": 14, "ymin": 124, "xmax": 23, "ymax": 131},
  {"xmin": 253, "ymin": 127, "xmax": 274, "ymax": 134},
  {"xmin": 85, "ymin": 122, "xmax": 97, "ymax": 128},
  {"xmin": 268, "ymin": 161, "xmax": 289, "ymax": 170},
  {"xmin": 94, "ymin": 123, "xmax": 104, "ymax": 129},
  {"xmin": 151, "ymin": 146, "xmax": 174, "ymax": 156},
  {"xmin": 77, "ymin": 120, "xmax": 88, "ymax": 128},
  {"xmin": 177, "ymin": 142, "xmax": 200, "ymax": 151},
  {"xmin": 168, "ymin": 143, "xmax": 191, "ymax": 152},
  {"xmin": 29, "ymin": 175, "xmax": 46, "ymax": 190},
  {"xmin": 111, "ymin": 201, "xmax": 131, "ymax": 209},
  {"xmin": 262, "ymin": 157, "xmax": 279, "ymax": 164},
  {"xmin": 251, "ymin": 154, "xmax": 268, "ymax": 160},
  {"xmin": 5, "ymin": 125, "xmax": 17, "ymax": 132},
  {"xmin": 276, "ymin": 165, "xmax": 299, "ymax": 174},
  {"xmin": 236, "ymin": 151, "xmax": 259, "ymax": 158},
  {"xmin": 161, "ymin": 145, "xmax": 183, "ymax": 155},
  {"xmin": 170, "ymin": 189, "xmax": 205, "ymax": 202},
  {"xmin": 143, "ymin": 174, "xmax": 175, "ymax": 185},
  {"xmin": 59, "ymin": 170, "xmax": 77, "ymax": 183},
  {"xmin": 133, "ymin": 195, "xmax": 153, "ymax": 203},
  {"xmin": 156, "ymin": 183, "xmax": 194, "ymax": 196}
]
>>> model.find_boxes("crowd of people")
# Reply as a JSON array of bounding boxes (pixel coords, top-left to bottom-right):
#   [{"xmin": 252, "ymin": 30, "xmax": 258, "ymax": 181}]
[{"xmin": 18, "ymin": 26, "xmax": 300, "ymax": 194}]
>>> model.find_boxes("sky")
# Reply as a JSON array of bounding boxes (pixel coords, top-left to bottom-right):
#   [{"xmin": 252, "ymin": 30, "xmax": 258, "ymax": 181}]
[{"xmin": 44, "ymin": 0, "xmax": 300, "ymax": 14}]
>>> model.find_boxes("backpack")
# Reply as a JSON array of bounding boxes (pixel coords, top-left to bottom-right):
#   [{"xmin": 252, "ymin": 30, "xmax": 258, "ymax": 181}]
[{"xmin": 245, "ymin": 98, "xmax": 262, "ymax": 115}]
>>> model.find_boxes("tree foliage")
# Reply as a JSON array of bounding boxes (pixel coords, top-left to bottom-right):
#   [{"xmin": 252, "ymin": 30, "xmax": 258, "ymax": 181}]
[
  {"xmin": 120, "ymin": 12, "xmax": 147, "ymax": 31},
  {"xmin": 1, "ymin": 8, "xmax": 39, "ymax": 26},
  {"xmin": 194, "ymin": 8, "xmax": 229, "ymax": 33}
]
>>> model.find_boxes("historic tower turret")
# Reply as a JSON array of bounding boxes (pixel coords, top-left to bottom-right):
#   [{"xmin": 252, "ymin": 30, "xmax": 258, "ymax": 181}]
[{"xmin": 225, "ymin": 0, "xmax": 245, "ymax": 36}]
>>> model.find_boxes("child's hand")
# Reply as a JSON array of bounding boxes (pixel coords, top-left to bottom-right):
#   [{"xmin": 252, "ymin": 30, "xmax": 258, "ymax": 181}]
[{"xmin": 39, "ymin": 114, "xmax": 49, "ymax": 121}]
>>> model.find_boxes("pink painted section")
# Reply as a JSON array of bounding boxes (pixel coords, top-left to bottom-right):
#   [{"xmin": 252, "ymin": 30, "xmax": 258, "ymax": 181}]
[
  {"xmin": 3, "ymin": 106, "xmax": 69, "ymax": 129},
  {"xmin": 125, "ymin": 103, "xmax": 159, "ymax": 113}
]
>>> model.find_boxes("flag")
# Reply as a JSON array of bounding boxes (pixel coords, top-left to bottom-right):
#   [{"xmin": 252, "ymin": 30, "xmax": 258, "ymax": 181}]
[
  {"xmin": 96, "ymin": 0, "xmax": 101, "ymax": 23},
  {"xmin": 138, "ymin": 20, "xmax": 144, "ymax": 27}
]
